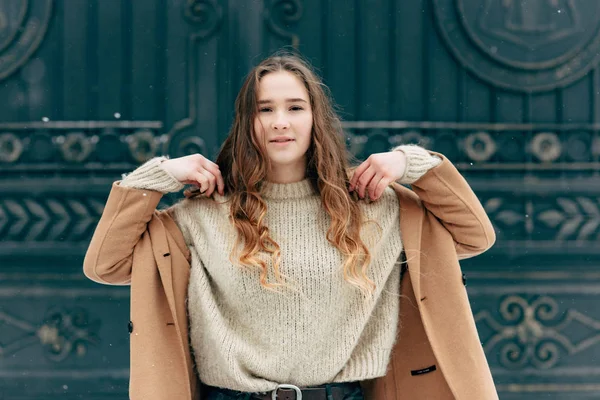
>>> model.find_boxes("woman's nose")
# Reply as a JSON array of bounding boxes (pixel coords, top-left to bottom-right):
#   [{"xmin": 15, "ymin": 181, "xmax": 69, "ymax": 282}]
[{"xmin": 272, "ymin": 114, "xmax": 290, "ymax": 130}]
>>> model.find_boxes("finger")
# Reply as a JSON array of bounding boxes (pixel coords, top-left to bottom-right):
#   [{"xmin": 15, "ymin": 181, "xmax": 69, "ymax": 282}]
[
  {"xmin": 349, "ymin": 160, "xmax": 371, "ymax": 190},
  {"xmin": 374, "ymin": 177, "xmax": 391, "ymax": 200},
  {"xmin": 368, "ymin": 173, "xmax": 384, "ymax": 200},
  {"xmin": 200, "ymin": 161, "xmax": 224, "ymax": 195},
  {"xmin": 357, "ymin": 166, "xmax": 376, "ymax": 198},
  {"xmin": 200, "ymin": 159, "xmax": 220, "ymax": 177},
  {"xmin": 199, "ymin": 165, "xmax": 223, "ymax": 195},
  {"xmin": 199, "ymin": 170, "xmax": 216, "ymax": 197},
  {"xmin": 214, "ymin": 170, "xmax": 225, "ymax": 195},
  {"xmin": 194, "ymin": 172, "xmax": 209, "ymax": 193}
]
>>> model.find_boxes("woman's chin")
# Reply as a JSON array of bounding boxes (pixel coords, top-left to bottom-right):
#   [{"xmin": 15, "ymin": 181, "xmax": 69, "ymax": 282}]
[{"xmin": 268, "ymin": 156, "xmax": 301, "ymax": 167}]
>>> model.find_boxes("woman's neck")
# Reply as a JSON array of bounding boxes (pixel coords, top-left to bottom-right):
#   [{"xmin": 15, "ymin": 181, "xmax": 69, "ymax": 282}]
[{"xmin": 266, "ymin": 161, "xmax": 307, "ymax": 183}]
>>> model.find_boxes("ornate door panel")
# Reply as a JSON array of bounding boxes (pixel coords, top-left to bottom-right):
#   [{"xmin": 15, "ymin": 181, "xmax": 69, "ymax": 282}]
[
  {"xmin": 1, "ymin": 0, "xmax": 599, "ymax": 399},
  {"xmin": 0, "ymin": 0, "xmax": 233, "ymax": 398}
]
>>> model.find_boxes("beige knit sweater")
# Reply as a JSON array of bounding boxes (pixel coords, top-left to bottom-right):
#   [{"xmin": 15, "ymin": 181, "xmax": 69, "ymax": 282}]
[{"xmin": 120, "ymin": 145, "xmax": 441, "ymax": 392}]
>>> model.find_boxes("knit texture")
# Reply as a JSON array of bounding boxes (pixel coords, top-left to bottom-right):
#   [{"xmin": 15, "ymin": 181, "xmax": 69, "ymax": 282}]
[
  {"xmin": 120, "ymin": 146, "xmax": 441, "ymax": 392},
  {"xmin": 120, "ymin": 156, "xmax": 185, "ymax": 193},
  {"xmin": 391, "ymin": 145, "xmax": 442, "ymax": 184}
]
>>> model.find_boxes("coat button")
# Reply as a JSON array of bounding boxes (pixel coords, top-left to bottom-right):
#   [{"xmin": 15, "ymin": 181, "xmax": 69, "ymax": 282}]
[
  {"xmin": 128, "ymin": 321, "xmax": 134, "ymax": 334},
  {"xmin": 462, "ymin": 273, "xmax": 467, "ymax": 287}
]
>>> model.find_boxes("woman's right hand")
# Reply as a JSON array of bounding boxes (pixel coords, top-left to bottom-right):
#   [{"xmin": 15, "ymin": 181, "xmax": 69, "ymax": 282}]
[{"xmin": 161, "ymin": 154, "xmax": 224, "ymax": 196}]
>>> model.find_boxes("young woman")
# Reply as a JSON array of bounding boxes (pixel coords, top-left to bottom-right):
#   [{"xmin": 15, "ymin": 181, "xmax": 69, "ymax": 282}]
[{"xmin": 84, "ymin": 53, "xmax": 498, "ymax": 400}]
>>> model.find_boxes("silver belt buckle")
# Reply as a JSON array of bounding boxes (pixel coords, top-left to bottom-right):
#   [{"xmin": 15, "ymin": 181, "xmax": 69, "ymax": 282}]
[{"xmin": 271, "ymin": 384, "xmax": 302, "ymax": 400}]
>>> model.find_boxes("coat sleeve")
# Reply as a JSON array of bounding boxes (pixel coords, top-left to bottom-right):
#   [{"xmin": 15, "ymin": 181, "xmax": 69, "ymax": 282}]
[
  {"xmin": 83, "ymin": 181, "xmax": 165, "ymax": 285},
  {"xmin": 409, "ymin": 152, "xmax": 496, "ymax": 259}
]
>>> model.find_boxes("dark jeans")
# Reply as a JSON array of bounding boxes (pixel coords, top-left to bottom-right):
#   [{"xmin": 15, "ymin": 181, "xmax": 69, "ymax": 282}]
[{"xmin": 205, "ymin": 382, "xmax": 365, "ymax": 400}]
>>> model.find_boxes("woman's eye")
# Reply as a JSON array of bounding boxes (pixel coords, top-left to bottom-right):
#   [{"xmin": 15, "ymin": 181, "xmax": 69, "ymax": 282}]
[
  {"xmin": 259, "ymin": 107, "xmax": 272, "ymax": 113},
  {"xmin": 290, "ymin": 106, "xmax": 304, "ymax": 111}
]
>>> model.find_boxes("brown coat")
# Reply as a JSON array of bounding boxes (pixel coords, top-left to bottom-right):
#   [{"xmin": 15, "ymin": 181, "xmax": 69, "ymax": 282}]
[{"xmin": 83, "ymin": 153, "xmax": 498, "ymax": 400}]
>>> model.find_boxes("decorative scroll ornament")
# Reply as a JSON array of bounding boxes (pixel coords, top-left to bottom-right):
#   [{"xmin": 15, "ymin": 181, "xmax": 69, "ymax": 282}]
[
  {"xmin": 476, "ymin": 296, "xmax": 600, "ymax": 369},
  {"xmin": 127, "ymin": 130, "xmax": 158, "ymax": 163},
  {"xmin": 0, "ymin": 0, "xmax": 53, "ymax": 81},
  {"xmin": 0, "ymin": 132, "xmax": 23, "ymax": 163},
  {"xmin": 389, "ymin": 130, "xmax": 432, "ymax": 148},
  {"xmin": 59, "ymin": 132, "xmax": 93, "ymax": 163},
  {"xmin": 0, "ymin": 308, "xmax": 99, "ymax": 362},
  {"xmin": 164, "ymin": 0, "xmax": 224, "ymax": 156},
  {"xmin": 530, "ymin": 132, "xmax": 562, "ymax": 162},
  {"xmin": 178, "ymin": 136, "xmax": 206, "ymax": 155},
  {"xmin": 182, "ymin": 0, "xmax": 223, "ymax": 38},
  {"xmin": 433, "ymin": 0, "xmax": 600, "ymax": 91},
  {"xmin": 0, "ymin": 128, "xmax": 170, "ymax": 167},
  {"xmin": 38, "ymin": 308, "xmax": 100, "ymax": 362},
  {"xmin": 264, "ymin": 0, "xmax": 303, "ymax": 48},
  {"xmin": 464, "ymin": 131, "xmax": 497, "ymax": 162}
]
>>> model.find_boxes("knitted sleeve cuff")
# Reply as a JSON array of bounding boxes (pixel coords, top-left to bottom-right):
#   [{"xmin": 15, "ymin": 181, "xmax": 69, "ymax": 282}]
[
  {"xmin": 391, "ymin": 145, "xmax": 442, "ymax": 184},
  {"xmin": 119, "ymin": 156, "xmax": 185, "ymax": 193}
]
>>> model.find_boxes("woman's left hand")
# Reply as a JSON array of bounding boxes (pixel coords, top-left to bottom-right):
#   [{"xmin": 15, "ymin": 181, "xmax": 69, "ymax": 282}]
[{"xmin": 349, "ymin": 151, "xmax": 407, "ymax": 200}]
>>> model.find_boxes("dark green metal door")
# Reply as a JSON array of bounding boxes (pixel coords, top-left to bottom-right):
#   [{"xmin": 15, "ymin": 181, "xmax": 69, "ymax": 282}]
[{"xmin": 1, "ymin": 0, "xmax": 599, "ymax": 398}]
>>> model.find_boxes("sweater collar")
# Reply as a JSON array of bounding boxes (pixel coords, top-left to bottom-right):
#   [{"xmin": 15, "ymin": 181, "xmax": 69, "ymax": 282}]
[{"xmin": 261, "ymin": 178, "xmax": 317, "ymax": 200}]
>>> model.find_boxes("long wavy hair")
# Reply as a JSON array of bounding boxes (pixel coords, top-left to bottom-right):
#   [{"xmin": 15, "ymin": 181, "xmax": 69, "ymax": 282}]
[{"xmin": 207, "ymin": 52, "xmax": 376, "ymax": 294}]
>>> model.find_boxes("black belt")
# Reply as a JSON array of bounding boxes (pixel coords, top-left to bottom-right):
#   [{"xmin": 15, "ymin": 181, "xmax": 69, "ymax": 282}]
[{"xmin": 206, "ymin": 381, "xmax": 362, "ymax": 400}]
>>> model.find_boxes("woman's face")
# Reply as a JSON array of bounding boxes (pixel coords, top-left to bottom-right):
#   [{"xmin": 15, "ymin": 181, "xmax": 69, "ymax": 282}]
[{"xmin": 253, "ymin": 71, "xmax": 313, "ymax": 179}]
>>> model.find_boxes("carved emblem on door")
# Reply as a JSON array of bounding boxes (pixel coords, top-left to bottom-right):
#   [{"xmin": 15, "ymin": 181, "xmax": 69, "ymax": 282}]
[
  {"xmin": 433, "ymin": 0, "xmax": 600, "ymax": 91},
  {"xmin": 0, "ymin": 0, "xmax": 53, "ymax": 81}
]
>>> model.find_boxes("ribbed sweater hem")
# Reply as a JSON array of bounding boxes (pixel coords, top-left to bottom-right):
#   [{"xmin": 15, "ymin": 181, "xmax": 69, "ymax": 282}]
[
  {"xmin": 391, "ymin": 145, "xmax": 442, "ymax": 184},
  {"xmin": 333, "ymin": 351, "xmax": 392, "ymax": 383},
  {"xmin": 119, "ymin": 156, "xmax": 185, "ymax": 193}
]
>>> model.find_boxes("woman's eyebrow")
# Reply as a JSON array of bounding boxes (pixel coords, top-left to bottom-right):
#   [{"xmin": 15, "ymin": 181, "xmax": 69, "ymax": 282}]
[{"xmin": 257, "ymin": 98, "xmax": 308, "ymax": 104}]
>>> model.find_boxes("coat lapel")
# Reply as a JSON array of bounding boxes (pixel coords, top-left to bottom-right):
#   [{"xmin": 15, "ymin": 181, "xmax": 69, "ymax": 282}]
[
  {"xmin": 363, "ymin": 183, "xmax": 431, "ymax": 400},
  {"xmin": 152, "ymin": 214, "xmax": 203, "ymax": 399},
  {"xmin": 391, "ymin": 183, "xmax": 423, "ymax": 302},
  {"xmin": 148, "ymin": 217, "xmax": 179, "ymax": 328}
]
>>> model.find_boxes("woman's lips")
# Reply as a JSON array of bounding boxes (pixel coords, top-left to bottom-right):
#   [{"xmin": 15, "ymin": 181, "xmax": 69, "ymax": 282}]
[{"xmin": 269, "ymin": 139, "xmax": 295, "ymax": 145}]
